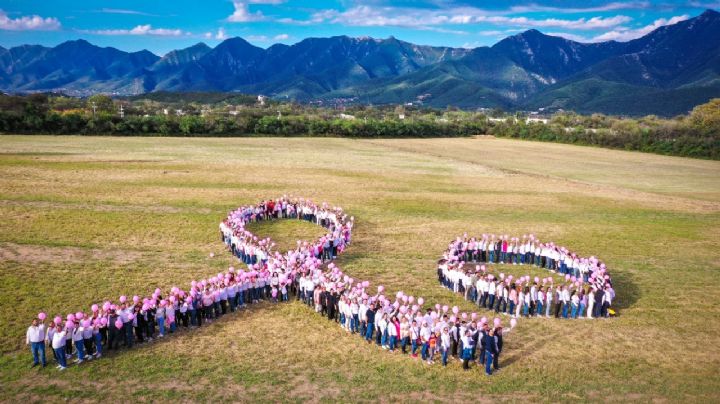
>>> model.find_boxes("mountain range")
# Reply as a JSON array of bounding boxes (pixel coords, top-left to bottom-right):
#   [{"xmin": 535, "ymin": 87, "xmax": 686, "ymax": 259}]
[{"xmin": 1, "ymin": 9, "xmax": 719, "ymax": 116}]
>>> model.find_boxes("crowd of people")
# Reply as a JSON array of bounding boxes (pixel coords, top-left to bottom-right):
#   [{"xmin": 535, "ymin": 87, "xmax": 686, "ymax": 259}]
[
  {"xmin": 27, "ymin": 198, "xmax": 539, "ymax": 376},
  {"xmin": 438, "ymin": 234, "xmax": 616, "ymax": 319}
]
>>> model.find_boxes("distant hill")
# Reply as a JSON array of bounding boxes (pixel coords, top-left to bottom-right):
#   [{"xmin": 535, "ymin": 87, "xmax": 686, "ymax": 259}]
[{"xmin": 1, "ymin": 9, "xmax": 719, "ymax": 116}]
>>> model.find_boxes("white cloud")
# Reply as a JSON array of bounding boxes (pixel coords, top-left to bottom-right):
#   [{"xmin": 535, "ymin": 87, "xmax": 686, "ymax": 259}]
[
  {"xmin": 228, "ymin": 0, "xmax": 285, "ymax": 23},
  {"xmin": 97, "ymin": 8, "xmax": 156, "ymax": 16},
  {"xmin": 228, "ymin": 1, "xmax": 264, "ymax": 22},
  {"xmin": 304, "ymin": 5, "xmax": 631, "ymax": 31},
  {"xmin": 247, "ymin": 34, "xmax": 269, "ymax": 42},
  {"xmin": 216, "ymin": 27, "xmax": 229, "ymax": 40},
  {"xmin": 545, "ymin": 32, "xmax": 590, "ymax": 42},
  {"xmin": 273, "ymin": 33, "xmax": 289, "ymax": 40},
  {"xmin": 424, "ymin": 26, "xmax": 468, "ymax": 34},
  {"xmin": 461, "ymin": 41, "xmax": 482, "ymax": 49},
  {"xmin": 85, "ymin": 24, "xmax": 186, "ymax": 36},
  {"xmin": 478, "ymin": 30, "xmax": 504, "ymax": 36},
  {"xmin": 474, "ymin": 15, "xmax": 632, "ymax": 30},
  {"xmin": 0, "ymin": 9, "xmax": 61, "ymax": 31},
  {"xmin": 591, "ymin": 14, "xmax": 689, "ymax": 42},
  {"xmin": 509, "ymin": 2, "xmax": 651, "ymax": 14}
]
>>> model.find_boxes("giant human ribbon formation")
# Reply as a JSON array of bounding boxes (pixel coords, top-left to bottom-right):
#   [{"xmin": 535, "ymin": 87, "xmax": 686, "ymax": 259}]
[{"xmin": 35, "ymin": 196, "xmax": 615, "ymax": 368}]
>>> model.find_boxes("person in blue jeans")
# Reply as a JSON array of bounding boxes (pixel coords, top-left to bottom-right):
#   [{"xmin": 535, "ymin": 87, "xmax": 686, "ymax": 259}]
[
  {"xmin": 364, "ymin": 304, "xmax": 376, "ymax": 343},
  {"xmin": 441, "ymin": 327, "xmax": 451, "ymax": 366},
  {"xmin": 72, "ymin": 326, "xmax": 86, "ymax": 364},
  {"xmin": 26, "ymin": 319, "xmax": 47, "ymax": 368},
  {"xmin": 51, "ymin": 324, "xmax": 67, "ymax": 370},
  {"xmin": 420, "ymin": 323, "xmax": 431, "ymax": 360},
  {"xmin": 461, "ymin": 330, "xmax": 474, "ymax": 370},
  {"xmin": 410, "ymin": 320, "xmax": 420, "ymax": 356},
  {"xmin": 93, "ymin": 327, "xmax": 103, "ymax": 358},
  {"xmin": 483, "ymin": 329, "xmax": 498, "ymax": 375}
]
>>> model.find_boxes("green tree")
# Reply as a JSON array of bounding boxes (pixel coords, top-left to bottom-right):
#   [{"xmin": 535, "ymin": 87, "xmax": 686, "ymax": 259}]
[
  {"xmin": 689, "ymin": 98, "xmax": 720, "ymax": 135},
  {"xmin": 86, "ymin": 94, "xmax": 114, "ymax": 114}
]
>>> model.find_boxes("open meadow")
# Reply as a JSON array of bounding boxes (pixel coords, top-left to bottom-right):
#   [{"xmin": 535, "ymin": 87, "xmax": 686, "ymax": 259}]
[{"xmin": 0, "ymin": 135, "xmax": 719, "ymax": 402}]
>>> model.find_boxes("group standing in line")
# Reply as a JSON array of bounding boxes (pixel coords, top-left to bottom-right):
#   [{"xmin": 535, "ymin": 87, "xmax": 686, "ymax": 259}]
[
  {"xmin": 437, "ymin": 234, "xmax": 616, "ymax": 319},
  {"xmin": 30, "ymin": 198, "xmax": 623, "ymax": 376}
]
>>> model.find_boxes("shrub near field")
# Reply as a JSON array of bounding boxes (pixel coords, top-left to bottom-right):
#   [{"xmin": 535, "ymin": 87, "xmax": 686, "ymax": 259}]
[
  {"xmin": 0, "ymin": 135, "xmax": 719, "ymax": 402},
  {"xmin": 0, "ymin": 94, "xmax": 719, "ymax": 159}
]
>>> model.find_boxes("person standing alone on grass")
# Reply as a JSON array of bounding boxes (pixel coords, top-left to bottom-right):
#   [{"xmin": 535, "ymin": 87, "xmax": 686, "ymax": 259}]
[{"xmin": 26, "ymin": 319, "xmax": 47, "ymax": 368}]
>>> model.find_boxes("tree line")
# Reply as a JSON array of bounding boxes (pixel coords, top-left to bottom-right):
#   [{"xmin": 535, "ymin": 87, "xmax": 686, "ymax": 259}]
[{"xmin": 0, "ymin": 93, "xmax": 718, "ymax": 159}]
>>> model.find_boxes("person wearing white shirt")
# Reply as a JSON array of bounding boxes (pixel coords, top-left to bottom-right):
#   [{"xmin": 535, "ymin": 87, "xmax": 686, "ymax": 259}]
[
  {"xmin": 530, "ymin": 284, "xmax": 538, "ymax": 315},
  {"xmin": 378, "ymin": 315, "xmax": 388, "ymax": 349},
  {"xmin": 71, "ymin": 324, "xmax": 86, "ymax": 363},
  {"xmin": 518, "ymin": 289, "xmax": 526, "ymax": 317},
  {"xmin": 478, "ymin": 278, "xmax": 488, "ymax": 308},
  {"xmin": 419, "ymin": 323, "xmax": 432, "ymax": 360},
  {"xmin": 461, "ymin": 330, "xmax": 473, "ymax": 370},
  {"xmin": 45, "ymin": 325, "xmax": 57, "ymax": 362},
  {"xmin": 359, "ymin": 301, "xmax": 368, "ymax": 335},
  {"xmin": 487, "ymin": 280, "xmax": 497, "ymax": 310},
  {"xmin": 82, "ymin": 322, "xmax": 94, "ymax": 358},
  {"xmin": 440, "ymin": 327, "xmax": 451, "ymax": 366},
  {"xmin": 571, "ymin": 291, "xmax": 581, "ymax": 318},
  {"xmin": 587, "ymin": 288, "xmax": 596, "ymax": 319},
  {"xmin": 227, "ymin": 282, "xmax": 238, "ymax": 312},
  {"xmin": 51, "ymin": 324, "xmax": 68, "ymax": 370},
  {"xmin": 350, "ymin": 299, "xmax": 360, "ymax": 334},
  {"xmin": 120, "ymin": 304, "xmax": 134, "ymax": 348},
  {"xmin": 560, "ymin": 287, "xmax": 571, "ymax": 318},
  {"xmin": 602, "ymin": 288, "xmax": 614, "ymax": 317},
  {"xmin": 387, "ymin": 317, "xmax": 398, "ymax": 351},
  {"xmin": 545, "ymin": 286, "xmax": 553, "ymax": 317},
  {"xmin": 26, "ymin": 319, "xmax": 47, "ymax": 367},
  {"xmin": 410, "ymin": 320, "xmax": 420, "ymax": 357}
]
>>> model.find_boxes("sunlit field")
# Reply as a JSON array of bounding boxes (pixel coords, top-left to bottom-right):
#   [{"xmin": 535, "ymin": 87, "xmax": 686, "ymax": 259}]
[{"xmin": 1, "ymin": 135, "xmax": 719, "ymax": 402}]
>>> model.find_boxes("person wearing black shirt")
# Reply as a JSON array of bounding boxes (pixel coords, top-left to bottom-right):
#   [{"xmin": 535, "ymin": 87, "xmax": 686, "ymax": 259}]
[
  {"xmin": 365, "ymin": 304, "xmax": 376, "ymax": 342},
  {"xmin": 451, "ymin": 322, "xmax": 460, "ymax": 358},
  {"xmin": 483, "ymin": 329, "xmax": 498, "ymax": 375},
  {"xmin": 493, "ymin": 327, "xmax": 504, "ymax": 370},
  {"xmin": 478, "ymin": 325, "xmax": 487, "ymax": 365},
  {"xmin": 328, "ymin": 291, "xmax": 338, "ymax": 321}
]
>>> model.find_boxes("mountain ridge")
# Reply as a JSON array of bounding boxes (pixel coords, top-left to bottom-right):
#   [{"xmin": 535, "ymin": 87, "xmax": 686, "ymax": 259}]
[{"xmin": 1, "ymin": 9, "xmax": 719, "ymax": 116}]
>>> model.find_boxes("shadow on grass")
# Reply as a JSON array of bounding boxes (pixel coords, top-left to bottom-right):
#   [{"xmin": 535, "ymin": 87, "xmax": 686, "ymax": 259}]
[{"xmin": 610, "ymin": 270, "xmax": 640, "ymax": 314}]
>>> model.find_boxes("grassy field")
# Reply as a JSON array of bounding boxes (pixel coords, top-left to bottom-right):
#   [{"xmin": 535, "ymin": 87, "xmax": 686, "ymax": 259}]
[{"xmin": 0, "ymin": 135, "xmax": 719, "ymax": 402}]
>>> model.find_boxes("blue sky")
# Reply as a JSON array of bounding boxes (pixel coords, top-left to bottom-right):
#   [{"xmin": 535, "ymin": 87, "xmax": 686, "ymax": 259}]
[{"xmin": 0, "ymin": 1, "xmax": 716, "ymax": 55}]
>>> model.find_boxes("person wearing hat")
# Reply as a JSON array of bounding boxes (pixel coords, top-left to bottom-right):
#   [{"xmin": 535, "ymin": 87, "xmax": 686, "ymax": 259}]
[{"xmin": 26, "ymin": 318, "xmax": 47, "ymax": 368}]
